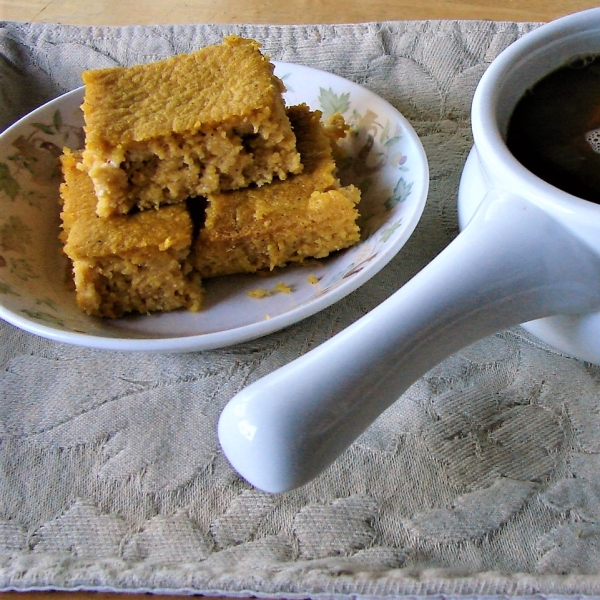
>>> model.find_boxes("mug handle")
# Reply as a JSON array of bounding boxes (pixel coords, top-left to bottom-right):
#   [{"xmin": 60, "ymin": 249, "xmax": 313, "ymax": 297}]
[{"xmin": 218, "ymin": 190, "xmax": 600, "ymax": 493}]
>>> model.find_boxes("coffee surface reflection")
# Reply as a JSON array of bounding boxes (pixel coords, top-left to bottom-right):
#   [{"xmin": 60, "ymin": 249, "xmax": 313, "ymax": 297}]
[{"xmin": 507, "ymin": 55, "xmax": 600, "ymax": 203}]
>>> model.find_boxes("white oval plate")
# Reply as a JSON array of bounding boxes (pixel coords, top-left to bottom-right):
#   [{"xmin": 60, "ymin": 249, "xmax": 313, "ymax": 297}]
[{"xmin": 0, "ymin": 61, "xmax": 429, "ymax": 352}]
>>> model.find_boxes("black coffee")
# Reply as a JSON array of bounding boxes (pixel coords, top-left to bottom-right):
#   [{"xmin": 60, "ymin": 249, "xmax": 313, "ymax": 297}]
[{"xmin": 506, "ymin": 55, "xmax": 600, "ymax": 203}]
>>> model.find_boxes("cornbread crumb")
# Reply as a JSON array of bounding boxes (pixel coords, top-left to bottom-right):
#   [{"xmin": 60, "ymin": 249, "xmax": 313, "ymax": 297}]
[
  {"xmin": 81, "ymin": 36, "xmax": 302, "ymax": 217},
  {"xmin": 191, "ymin": 104, "xmax": 361, "ymax": 277},
  {"xmin": 274, "ymin": 282, "xmax": 292, "ymax": 294},
  {"xmin": 247, "ymin": 282, "xmax": 292, "ymax": 298},
  {"xmin": 324, "ymin": 112, "xmax": 350, "ymax": 142},
  {"xmin": 59, "ymin": 149, "xmax": 202, "ymax": 318},
  {"xmin": 324, "ymin": 112, "xmax": 351, "ymax": 163},
  {"xmin": 307, "ymin": 274, "xmax": 320, "ymax": 284},
  {"xmin": 247, "ymin": 288, "xmax": 271, "ymax": 299}
]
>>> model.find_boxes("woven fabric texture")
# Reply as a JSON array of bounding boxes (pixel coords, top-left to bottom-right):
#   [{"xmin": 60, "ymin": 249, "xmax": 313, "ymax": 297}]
[{"xmin": 3, "ymin": 18, "xmax": 600, "ymax": 597}]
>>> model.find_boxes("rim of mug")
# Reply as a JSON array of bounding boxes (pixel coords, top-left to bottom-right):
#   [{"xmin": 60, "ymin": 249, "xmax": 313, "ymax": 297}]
[{"xmin": 470, "ymin": 7, "xmax": 600, "ymax": 218}]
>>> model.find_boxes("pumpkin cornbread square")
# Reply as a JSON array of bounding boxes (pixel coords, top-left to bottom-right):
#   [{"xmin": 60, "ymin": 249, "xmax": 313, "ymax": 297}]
[
  {"xmin": 81, "ymin": 35, "xmax": 302, "ymax": 217},
  {"xmin": 190, "ymin": 104, "xmax": 361, "ymax": 277},
  {"xmin": 59, "ymin": 149, "xmax": 202, "ymax": 319}
]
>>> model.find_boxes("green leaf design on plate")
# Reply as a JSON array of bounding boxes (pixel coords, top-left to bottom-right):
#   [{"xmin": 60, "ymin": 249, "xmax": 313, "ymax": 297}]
[
  {"xmin": 380, "ymin": 219, "xmax": 402, "ymax": 242},
  {"xmin": 0, "ymin": 280, "xmax": 20, "ymax": 296},
  {"xmin": 32, "ymin": 110, "xmax": 63, "ymax": 136},
  {"xmin": 0, "ymin": 163, "xmax": 20, "ymax": 200},
  {"xmin": 0, "ymin": 215, "xmax": 32, "ymax": 252},
  {"xmin": 20, "ymin": 308, "xmax": 64, "ymax": 326},
  {"xmin": 318, "ymin": 88, "xmax": 350, "ymax": 118},
  {"xmin": 31, "ymin": 122, "xmax": 56, "ymax": 135},
  {"xmin": 53, "ymin": 109, "xmax": 63, "ymax": 132},
  {"xmin": 385, "ymin": 176, "xmax": 413, "ymax": 210},
  {"xmin": 380, "ymin": 119, "xmax": 402, "ymax": 147},
  {"xmin": 10, "ymin": 134, "xmax": 62, "ymax": 179},
  {"xmin": 9, "ymin": 257, "xmax": 38, "ymax": 281},
  {"xmin": 36, "ymin": 297, "xmax": 59, "ymax": 311}
]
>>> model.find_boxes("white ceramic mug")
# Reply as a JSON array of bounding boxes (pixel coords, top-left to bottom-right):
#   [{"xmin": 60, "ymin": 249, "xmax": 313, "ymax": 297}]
[
  {"xmin": 218, "ymin": 8, "xmax": 600, "ymax": 493},
  {"xmin": 458, "ymin": 8, "xmax": 600, "ymax": 363}
]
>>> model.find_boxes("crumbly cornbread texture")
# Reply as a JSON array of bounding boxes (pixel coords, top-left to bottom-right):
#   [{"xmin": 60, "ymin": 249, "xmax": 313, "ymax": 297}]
[
  {"xmin": 190, "ymin": 104, "xmax": 361, "ymax": 277},
  {"xmin": 60, "ymin": 149, "xmax": 202, "ymax": 318},
  {"xmin": 81, "ymin": 36, "xmax": 302, "ymax": 217}
]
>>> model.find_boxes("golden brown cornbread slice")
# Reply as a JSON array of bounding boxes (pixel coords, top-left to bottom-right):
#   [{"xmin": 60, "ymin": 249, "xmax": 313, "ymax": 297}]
[
  {"xmin": 60, "ymin": 149, "xmax": 202, "ymax": 318},
  {"xmin": 81, "ymin": 36, "xmax": 302, "ymax": 217},
  {"xmin": 190, "ymin": 104, "xmax": 361, "ymax": 277}
]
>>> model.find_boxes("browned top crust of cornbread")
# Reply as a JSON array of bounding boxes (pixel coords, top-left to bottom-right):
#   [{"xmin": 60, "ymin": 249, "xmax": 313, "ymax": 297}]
[
  {"xmin": 81, "ymin": 36, "xmax": 302, "ymax": 217},
  {"xmin": 60, "ymin": 149, "xmax": 202, "ymax": 318},
  {"xmin": 190, "ymin": 104, "xmax": 361, "ymax": 277},
  {"xmin": 82, "ymin": 37, "xmax": 281, "ymax": 142}
]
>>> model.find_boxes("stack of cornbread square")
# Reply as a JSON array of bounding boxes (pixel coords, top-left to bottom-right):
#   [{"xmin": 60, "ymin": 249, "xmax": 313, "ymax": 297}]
[{"xmin": 59, "ymin": 36, "xmax": 361, "ymax": 318}]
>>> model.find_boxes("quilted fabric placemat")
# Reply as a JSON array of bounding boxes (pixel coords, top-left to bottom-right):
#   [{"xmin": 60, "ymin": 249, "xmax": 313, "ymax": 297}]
[{"xmin": 4, "ymin": 18, "xmax": 600, "ymax": 597}]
